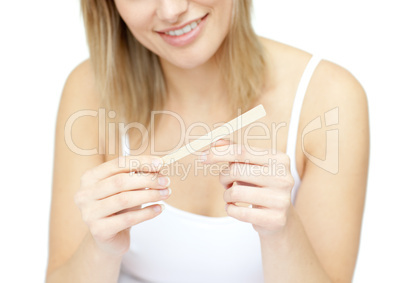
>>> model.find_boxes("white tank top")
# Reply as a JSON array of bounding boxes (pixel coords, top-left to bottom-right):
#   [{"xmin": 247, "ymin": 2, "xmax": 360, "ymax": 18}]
[{"xmin": 118, "ymin": 55, "xmax": 322, "ymax": 283}]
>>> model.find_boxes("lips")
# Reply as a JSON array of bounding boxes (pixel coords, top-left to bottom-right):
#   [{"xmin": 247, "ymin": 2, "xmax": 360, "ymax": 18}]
[
  {"xmin": 156, "ymin": 14, "xmax": 208, "ymax": 34},
  {"xmin": 162, "ymin": 18, "xmax": 202, "ymax": 36},
  {"xmin": 157, "ymin": 14, "xmax": 208, "ymax": 47}
]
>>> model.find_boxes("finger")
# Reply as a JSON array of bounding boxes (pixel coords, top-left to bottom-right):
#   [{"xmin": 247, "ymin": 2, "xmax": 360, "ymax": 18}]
[
  {"xmin": 91, "ymin": 173, "xmax": 171, "ymax": 200},
  {"xmin": 219, "ymin": 163, "xmax": 294, "ymax": 189},
  {"xmin": 201, "ymin": 144, "xmax": 289, "ymax": 166},
  {"xmin": 226, "ymin": 203, "xmax": 286, "ymax": 229},
  {"xmin": 115, "ymin": 205, "xmax": 142, "ymax": 214},
  {"xmin": 91, "ymin": 204, "xmax": 164, "ymax": 241},
  {"xmin": 223, "ymin": 184, "xmax": 290, "ymax": 209},
  {"xmin": 90, "ymin": 188, "xmax": 171, "ymax": 219},
  {"xmin": 82, "ymin": 155, "xmax": 164, "ymax": 184}
]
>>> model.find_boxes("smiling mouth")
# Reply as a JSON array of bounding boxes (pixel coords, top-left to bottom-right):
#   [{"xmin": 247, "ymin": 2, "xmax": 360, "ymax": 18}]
[{"xmin": 156, "ymin": 14, "xmax": 208, "ymax": 37}]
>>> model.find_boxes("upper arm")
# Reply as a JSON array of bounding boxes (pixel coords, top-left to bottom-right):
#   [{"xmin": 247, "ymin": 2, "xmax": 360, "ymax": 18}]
[
  {"xmin": 47, "ymin": 60, "xmax": 105, "ymax": 275},
  {"xmin": 295, "ymin": 60, "xmax": 370, "ymax": 282}
]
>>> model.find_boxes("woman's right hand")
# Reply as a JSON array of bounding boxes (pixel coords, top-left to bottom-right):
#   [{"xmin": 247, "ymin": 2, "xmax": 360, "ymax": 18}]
[{"xmin": 74, "ymin": 156, "xmax": 170, "ymax": 257}]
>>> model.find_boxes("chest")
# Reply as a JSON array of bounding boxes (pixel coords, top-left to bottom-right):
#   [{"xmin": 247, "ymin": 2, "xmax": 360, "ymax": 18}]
[{"xmin": 121, "ymin": 98, "xmax": 295, "ymax": 217}]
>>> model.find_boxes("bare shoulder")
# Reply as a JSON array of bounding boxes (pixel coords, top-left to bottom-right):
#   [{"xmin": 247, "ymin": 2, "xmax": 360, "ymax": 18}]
[
  {"xmin": 259, "ymin": 35, "xmax": 367, "ymax": 94},
  {"xmin": 258, "ymin": 37, "xmax": 313, "ymax": 73},
  {"xmin": 59, "ymin": 59, "xmax": 99, "ymax": 110},
  {"xmin": 55, "ymin": 59, "xmax": 103, "ymax": 158},
  {"xmin": 309, "ymin": 58, "xmax": 367, "ymax": 106},
  {"xmin": 302, "ymin": 58, "xmax": 369, "ymax": 155},
  {"xmin": 259, "ymin": 36, "xmax": 369, "ymax": 156}
]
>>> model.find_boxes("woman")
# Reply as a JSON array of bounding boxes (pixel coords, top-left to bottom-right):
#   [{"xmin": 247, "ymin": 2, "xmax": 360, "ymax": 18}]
[{"xmin": 46, "ymin": 0, "xmax": 369, "ymax": 282}]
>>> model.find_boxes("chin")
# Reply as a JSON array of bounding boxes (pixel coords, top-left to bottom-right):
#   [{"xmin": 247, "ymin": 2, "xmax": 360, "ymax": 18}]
[
  {"xmin": 164, "ymin": 47, "xmax": 220, "ymax": 70},
  {"xmin": 171, "ymin": 58, "xmax": 209, "ymax": 69}
]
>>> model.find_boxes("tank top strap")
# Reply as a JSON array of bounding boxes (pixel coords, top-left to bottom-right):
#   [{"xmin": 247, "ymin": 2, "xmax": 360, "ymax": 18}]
[{"xmin": 286, "ymin": 55, "xmax": 322, "ymax": 203}]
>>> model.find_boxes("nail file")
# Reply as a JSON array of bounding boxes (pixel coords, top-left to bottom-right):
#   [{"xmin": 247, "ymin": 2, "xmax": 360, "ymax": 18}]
[{"xmin": 161, "ymin": 104, "xmax": 266, "ymax": 165}]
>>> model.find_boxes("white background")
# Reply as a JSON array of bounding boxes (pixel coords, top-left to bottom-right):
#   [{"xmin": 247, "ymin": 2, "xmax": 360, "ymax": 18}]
[{"xmin": 0, "ymin": 0, "xmax": 401, "ymax": 282}]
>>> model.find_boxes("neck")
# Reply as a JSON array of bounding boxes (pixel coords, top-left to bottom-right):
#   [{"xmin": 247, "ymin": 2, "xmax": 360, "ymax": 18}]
[{"xmin": 160, "ymin": 56, "xmax": 229, "ymax": 109}]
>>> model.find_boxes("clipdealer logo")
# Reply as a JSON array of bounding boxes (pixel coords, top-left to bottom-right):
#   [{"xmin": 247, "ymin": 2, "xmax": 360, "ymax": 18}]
[
  {"xmin": 63, "ymin": 107, "xmax": 340, "ymax": 175},
  {"xmin": 301, "ymin": 107, "xmax": 339, "ymax": 174}
]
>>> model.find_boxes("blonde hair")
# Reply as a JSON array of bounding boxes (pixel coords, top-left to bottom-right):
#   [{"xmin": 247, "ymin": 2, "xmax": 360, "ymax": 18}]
[{"xmin": 81, "ymin": 0, "xmax": 266, "ymax": 126}]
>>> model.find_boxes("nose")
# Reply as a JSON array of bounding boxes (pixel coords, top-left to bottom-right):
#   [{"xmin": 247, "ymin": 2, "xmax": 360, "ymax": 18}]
[{"xmin": 156, "ymin": 0, "xmax": 189, "ymax": 23}]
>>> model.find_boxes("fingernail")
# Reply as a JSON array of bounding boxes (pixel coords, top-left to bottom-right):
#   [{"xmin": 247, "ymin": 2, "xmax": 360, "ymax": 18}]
[
  {"xmin": 160, "ymin": 188, "xmax": 171, "ymax": 196},
  {"xmin": 153, "ymin": 204, "xmax": 164, "ymax": 213},
  {"xmin": 158, "ymin": 176, "xmax": 170, "ymax": 187}
]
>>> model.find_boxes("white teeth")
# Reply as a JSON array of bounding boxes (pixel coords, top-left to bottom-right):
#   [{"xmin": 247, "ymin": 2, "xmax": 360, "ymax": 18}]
[
  {"xmin": 164, "ymin": 18, "xmax": 202, "ymax": 36},
  {"xmin": 175, "ymin": 29, "xmax": 184, "ymax": 36},
  {"xmin": 182, "ymin": 24, "xmax": 192, "ymax": 33}
]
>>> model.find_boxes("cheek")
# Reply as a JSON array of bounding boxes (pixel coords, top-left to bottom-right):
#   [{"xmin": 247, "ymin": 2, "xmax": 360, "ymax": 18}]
[
  {"xmin": 114, "ymin": 1, "xmax": 154, "ymax": 39},
  {"xmin": 198, "ymin": 0, "xmax": 234, "ymax": 18},
  {"xmin": 209, "ymin": 0, "xmax": 233, "ymax": 35}
]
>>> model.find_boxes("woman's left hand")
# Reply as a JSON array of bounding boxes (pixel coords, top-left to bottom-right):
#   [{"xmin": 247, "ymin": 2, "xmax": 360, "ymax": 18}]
[{"xmin": 199, "ymin": 140, "xmax": 295, "ymax": 238}]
